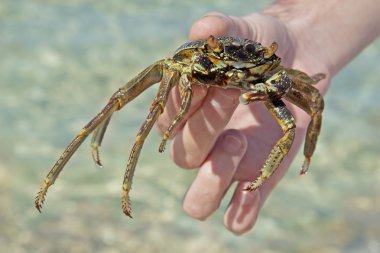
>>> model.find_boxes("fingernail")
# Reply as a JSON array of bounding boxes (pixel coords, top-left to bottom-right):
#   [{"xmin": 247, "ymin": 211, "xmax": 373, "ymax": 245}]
[
  {"xmin": 227, "ymin": 189, "xmax": 260, "ymax": 235},
  {"xmin": 221, "ymin": 134, "xmax": 244, "ymax": 155}
]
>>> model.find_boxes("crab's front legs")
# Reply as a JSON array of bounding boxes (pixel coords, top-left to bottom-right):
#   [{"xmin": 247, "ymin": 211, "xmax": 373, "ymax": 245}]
[
  {"xmin": 245, "ymin": 100, "xmax": 295, "ymax": 190},
  {"xmin": 239, "ymin": 71, "xmax": 296, "ymax": 190}
]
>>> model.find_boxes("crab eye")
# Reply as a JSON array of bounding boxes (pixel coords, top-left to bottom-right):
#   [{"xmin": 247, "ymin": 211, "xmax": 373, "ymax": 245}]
[
  {"xmin": 207, "ymin": 35, "xmax": 223, "ymax": 53},
  {"xmin": 244, "ymin": 43, "xmax": 256, "ymax": 53}
]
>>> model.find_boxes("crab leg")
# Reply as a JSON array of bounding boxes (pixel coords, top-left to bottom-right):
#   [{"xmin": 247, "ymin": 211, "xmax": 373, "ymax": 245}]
[
  {"xmin": 90, "ymin": 60, "xmax": 166, "ymax": 167},
  {"xmin": 280, "ymin": 67, "xmax": 325, "ymax": 86},
  {"xmin": 35, "ymin": 60, "xmax": 165, "ymax": 212},
  {"xmin": 285, "ymin": 75, "xmax": 324, "ymax": 174},
  {"xmin": 122, "ymin": 69, "xmax": 179, "ymax": 217},
  {"xmin": 239, "ymin": 70, "xmax": 296, "ymax": 190},
  {"xmin": 245, "ymin": 99, "xmax": 296, "ymax": 191},
  {"xmin": 159, "ymin": 74, "xmax": 193, "ymax": 152},
  {"xmin": 91, "ymin": 115, "xmax": 112, "ymax": 167}
]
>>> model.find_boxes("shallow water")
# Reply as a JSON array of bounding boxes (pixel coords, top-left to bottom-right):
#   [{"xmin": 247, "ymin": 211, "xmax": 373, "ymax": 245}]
[{"xmin": 1, "ymin": 1, "xmax": 380, "ymax": 252}]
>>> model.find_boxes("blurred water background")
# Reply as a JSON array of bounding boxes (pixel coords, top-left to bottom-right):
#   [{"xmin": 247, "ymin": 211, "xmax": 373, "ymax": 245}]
[{"xmin": 1, "ymin": 0, "xmax": 380, "ymax": 252}]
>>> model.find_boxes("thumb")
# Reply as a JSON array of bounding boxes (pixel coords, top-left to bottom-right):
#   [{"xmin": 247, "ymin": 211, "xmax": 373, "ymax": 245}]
[{"xmin": 189, "ymin": 12, "xmax": 293, "ymax": 59}]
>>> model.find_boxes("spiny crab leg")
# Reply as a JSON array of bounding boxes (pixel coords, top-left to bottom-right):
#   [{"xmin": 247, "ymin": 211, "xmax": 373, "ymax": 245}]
[
  {"xmin": 122, "ymin": 70, "xmax": 179, "ymax": 217},
  {"xmin": 283, "ymin": 69, "xmax": 325, "ymax": 174},
  {"xmin": 245, "ymin": 99, "xmax": 296, "ymax": 190},
  {"xmin": 90, "ymin": 61, "xmax": 169, "ymax": 168},
  {"xmin": 35, "ymin": 100, "xmax": 119, "ymax": 212},
  {"xmin": 240, "ymin": 71, "xmax": 296, "ymax": 191},
  {"xmin": 35, "ymin": 60, "xmax": 166, "ymax": 212},
  {"xmin": 158, "ymin": 74, "xmax": 192, "ymax": 152}
]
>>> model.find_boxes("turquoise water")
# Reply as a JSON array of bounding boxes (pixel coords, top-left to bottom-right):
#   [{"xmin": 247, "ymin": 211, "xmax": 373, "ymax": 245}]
[{"xmin": 1, "ymin": 1, "xmax": 380, "ymax": 252}]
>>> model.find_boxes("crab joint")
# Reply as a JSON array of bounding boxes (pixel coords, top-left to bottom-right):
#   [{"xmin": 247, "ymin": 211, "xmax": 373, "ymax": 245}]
[{"xmin": 264, "ymin": 42, "xmax": 278, "ymax": 59}]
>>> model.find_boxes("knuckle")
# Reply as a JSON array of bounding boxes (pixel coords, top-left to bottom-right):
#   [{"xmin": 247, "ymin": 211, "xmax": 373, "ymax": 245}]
[
  {"xmin": 171, "ymin": 152, "xmax": 205, "ymax": 169},
  {"xmin": 220, "ymin": 129, "xmax": 247, "ymax": 155}
]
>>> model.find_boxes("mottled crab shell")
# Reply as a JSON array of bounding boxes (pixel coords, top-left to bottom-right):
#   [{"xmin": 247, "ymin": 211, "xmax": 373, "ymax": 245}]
[
  {"xmin": 173, "ymin": 37, "xmax": 258, "ymax": 54},
  {"xmin": 173, "ymin": 36, "xmax": 271, "ymax": 66}
]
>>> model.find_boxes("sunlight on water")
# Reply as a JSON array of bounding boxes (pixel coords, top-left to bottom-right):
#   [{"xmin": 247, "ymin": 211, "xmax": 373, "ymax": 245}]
[{"xmin": 1, "ymin": 1, "xmax": 379, "ymax": 252}]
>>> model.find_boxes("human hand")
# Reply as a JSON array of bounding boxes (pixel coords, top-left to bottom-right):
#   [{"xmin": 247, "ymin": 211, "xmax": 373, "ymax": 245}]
[
  {"xmin": 156, "ymin": 10, "xmax": 330, "ymax": 234},
  {"xmin": 156, "ymin": 0, "xmax": 380, "ymax": 234}
]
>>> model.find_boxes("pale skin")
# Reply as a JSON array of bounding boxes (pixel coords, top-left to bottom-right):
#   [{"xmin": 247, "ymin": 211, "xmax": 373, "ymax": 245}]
[{"xmin": 156, "ymin": 0, "xmax": 380, "ymax": 235}]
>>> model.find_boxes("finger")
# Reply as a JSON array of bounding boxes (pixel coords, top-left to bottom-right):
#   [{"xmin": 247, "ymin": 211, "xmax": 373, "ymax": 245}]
[
  {"xmin": 189, "ymin": 12, "xmax": 254, "ymax": 40},
  {"xmin": 224, "ymin": 182, "xmax": 261, "ymax": 235},
  {"xmin": 225, "ymin": 103, "xmax": 285, "ymax": 181},
  {"xmin": 223, "ymin": 160, "xmax": 291, "ymax": 235},
  {"xmin": 223, "ymin": 127, "xmax": 306, "ymax": 235},
  {"xmin": 242, "ymin": 13, "xmax": 291, "ymax": 57},
  {"xmin": 183, "ymin": 130, "xmax": 247, "ymax": 220},
  {"xmin": 254, "ymin": 127, "xmax": 306, "ymax": 209},
  {"xmin": 170, "ymin": 87, "xmax": 240, "ymax": 168},
  {"xmin": 190, "ymin": 12, "xmax": 292, "ymax": 60}
]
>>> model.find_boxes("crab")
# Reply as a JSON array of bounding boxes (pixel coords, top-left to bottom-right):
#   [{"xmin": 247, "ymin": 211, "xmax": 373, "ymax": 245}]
[{"xmin": 35, "ymin": 35, "xmax": 325, "ymax": 217}]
